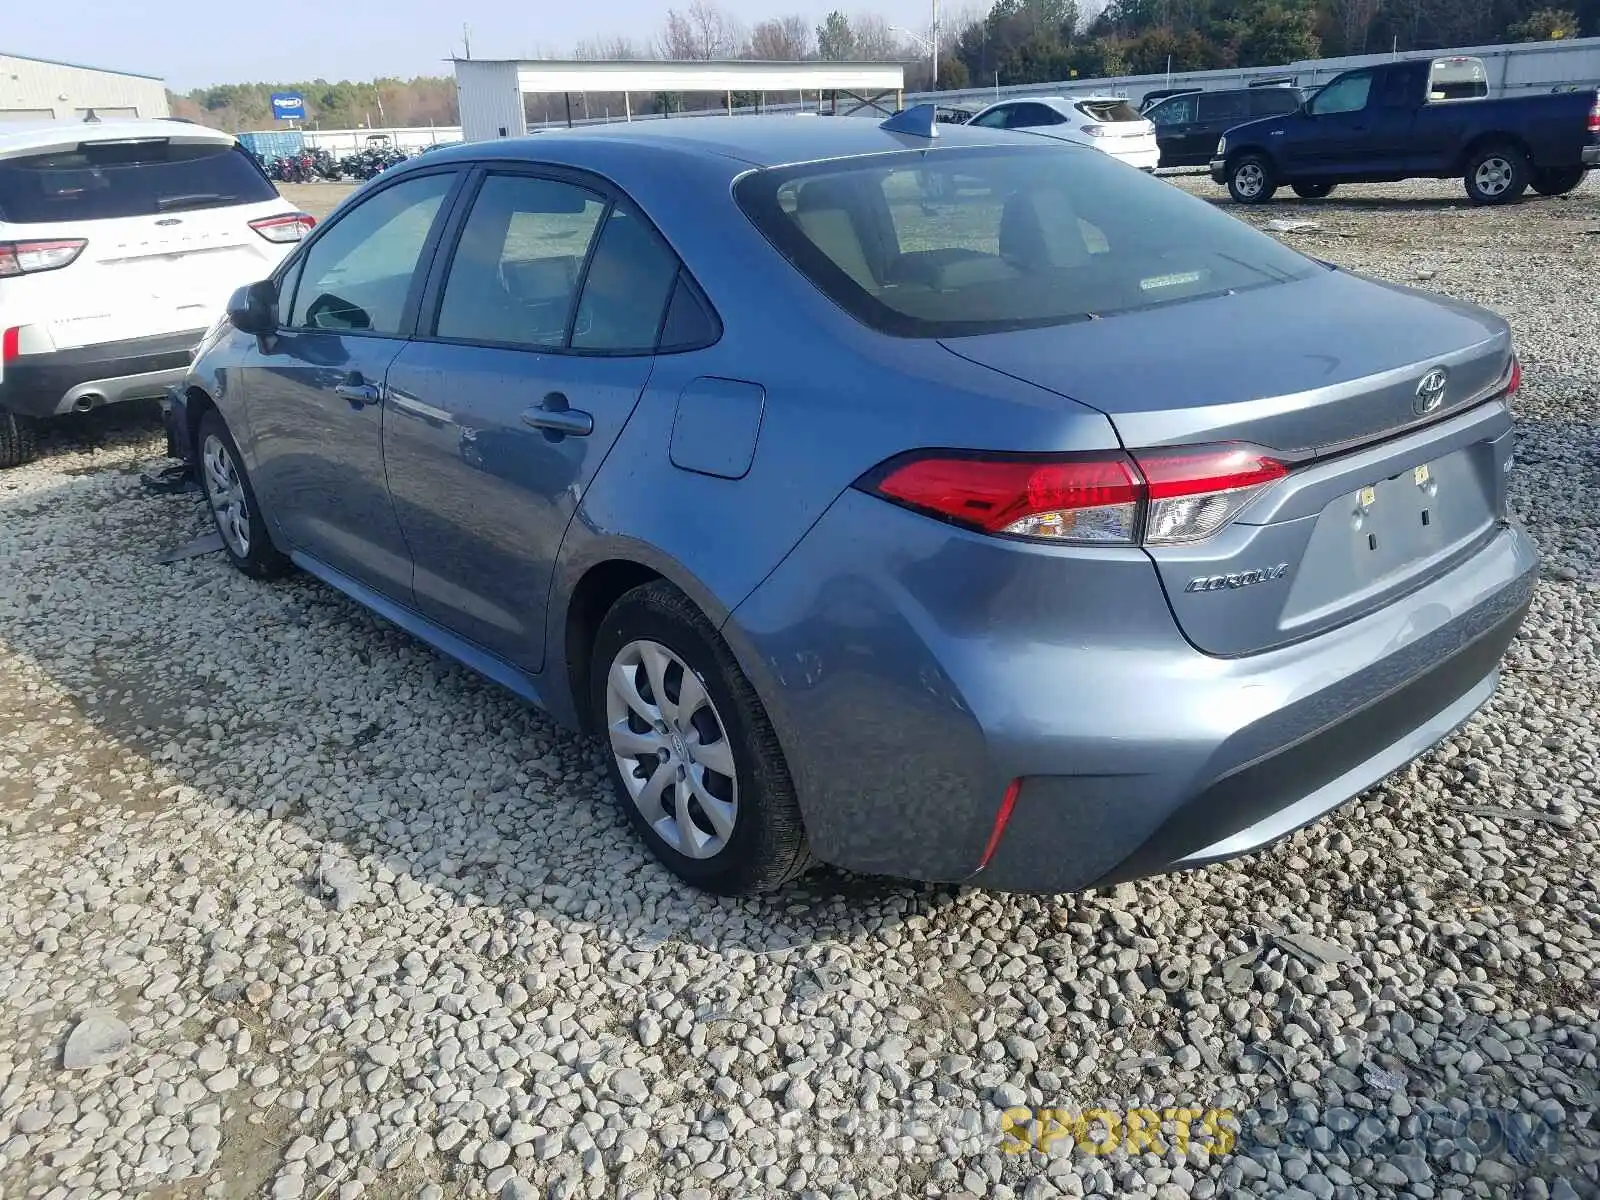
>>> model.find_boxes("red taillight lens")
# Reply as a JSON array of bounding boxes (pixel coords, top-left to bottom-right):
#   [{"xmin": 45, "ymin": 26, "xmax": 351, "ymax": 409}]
[
  {"xmin": 0, "ymin": 239, "xmax": 88, "ymax": 277},
  {"xmin": 1588, "ymin": 100, "xmax": 1599, "ymax": 133},
  {"xmin": 2, "ymin": 327, "xmax": 18, "ymax": 363},
  {"xmin": 859, "ymin": 442, "xmax": 1287, "ymax": 547},
  {"xmin": 1505, "ymin": 356, "xmax": 1521, "ymax": 397},
  {"xmin": 1134, "ymin": 444, "xmax": 1288, "ymax": 545},
  {"xmin": 249, "ymin": 213, "xmax": 316, "ymax": 243},
  {"xmin": 867, "ymin": 452, "xmax": 1143, "ymax": 544}
]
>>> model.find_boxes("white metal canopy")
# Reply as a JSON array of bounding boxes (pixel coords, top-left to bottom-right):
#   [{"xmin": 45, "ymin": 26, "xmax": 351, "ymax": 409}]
[{"xmin": 453, "ymin": 57, "xmax": 907, "ymax": 141}]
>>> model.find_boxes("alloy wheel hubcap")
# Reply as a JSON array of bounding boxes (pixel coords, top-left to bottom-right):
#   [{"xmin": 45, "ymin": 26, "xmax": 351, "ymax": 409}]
[
  {"xmin": 1236, "ymin": 164, "xmax": 1263, "ymax": 196},
  {"xmin": 605, "ymin": 639, "xmax": 738, "ymax": 859},
  {"xmin": 202, "ymin": 434, "xmax": 251, "ymax": 557},
  {"xmin": 1476, "ymin": 158, "xmax": 1511, "ymax": 195}
]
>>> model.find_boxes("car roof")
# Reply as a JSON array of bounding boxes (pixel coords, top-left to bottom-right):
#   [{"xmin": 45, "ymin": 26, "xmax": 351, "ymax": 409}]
[
  {"xmin": 0, "ymin": 119, "xmax": 237, "ymax": 159},
  {"xmin": 417, "ymin": 114, "xmax": 1042, "ymax": 171}
]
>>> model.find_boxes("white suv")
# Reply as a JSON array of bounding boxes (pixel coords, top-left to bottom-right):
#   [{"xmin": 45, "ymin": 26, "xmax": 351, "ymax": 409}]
[
  {"xmin": 0, "ymin": 119, "xmax": 313, "ymax": 467},
  {"xmin": 967, "ymin": 96, "xmax": 1160, "ymax": 172}
]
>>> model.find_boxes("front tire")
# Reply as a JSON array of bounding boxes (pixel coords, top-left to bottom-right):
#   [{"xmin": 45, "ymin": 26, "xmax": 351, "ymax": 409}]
[
  {"xmin": 197, "ymin": 409, "xmax": 290, "ymax": 579},
  {"xmin": 590, "ymin": 581, "xmax": 811, "ymax": 895},
  {"xmin": 0, "ymin": 409, "xmax": 38, "ymax": 470},
  {"xmin": 1228, "ymin": 154, "xmax": 1277, "ymax": 204},
  {"xmin": 1291, "ymin": 181, "xmax": 1336, "ymax": 199},
  {"xmin": 1531, "ymin": 166, "xmax": 1585, "ymax": 197},
  {"xmin": 1464, "ymin": 145, "xmax": 1529, "ymax": 205}
]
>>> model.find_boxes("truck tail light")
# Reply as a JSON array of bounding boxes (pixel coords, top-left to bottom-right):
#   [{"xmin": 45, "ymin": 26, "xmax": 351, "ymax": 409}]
[
  {"xmin": 0, "ymin": 239, "xmax": 88, "ymax": 277},
  {"xmin": 2, "ymin": 327, "xmax": 18, "ymax": 363},
  {"xmin": 1588, "ymin": 97, "xmax": 1600, "ymax": 134},
  {"xmin": 249, "ymin": 213, "xmax": 316, "ymax": 243},
  {"xmin": 858, "ymin": 443, "xmax": 1287, "ymax": 547}
]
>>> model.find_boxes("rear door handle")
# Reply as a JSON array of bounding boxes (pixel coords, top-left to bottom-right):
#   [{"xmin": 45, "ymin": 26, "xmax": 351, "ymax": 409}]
[{"xmin": 522, "ymin": 391, "xmax": 593, "ymax": 439}]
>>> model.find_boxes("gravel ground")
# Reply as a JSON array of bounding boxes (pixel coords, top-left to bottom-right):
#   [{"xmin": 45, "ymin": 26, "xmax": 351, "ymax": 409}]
[{"xmin": 1, "ymin": 175, "xmax": 1597, "ymax": 1200}]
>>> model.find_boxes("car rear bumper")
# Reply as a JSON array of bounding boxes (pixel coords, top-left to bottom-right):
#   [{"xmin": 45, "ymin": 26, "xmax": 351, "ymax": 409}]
[
  {"xmin": 1582, "ymin": 144, "xmax": 1600, "ymax": 166},
  {"xmin": 726, "ymin": 491, "xmax": 1538, "ymax": 893},
  {"xmin": 0, "ymin": 330, "xmax": 205, "ymax": 418},
  {"xmin": 1109, "ymin": 145, "xmax": 1161, "ymax": 172}
]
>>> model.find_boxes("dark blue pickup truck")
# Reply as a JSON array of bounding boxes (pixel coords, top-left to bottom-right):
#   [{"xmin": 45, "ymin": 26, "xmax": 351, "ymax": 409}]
[{"xmin": 1211, "ymin": 56, "xmax": 1600, "ymax": 205}]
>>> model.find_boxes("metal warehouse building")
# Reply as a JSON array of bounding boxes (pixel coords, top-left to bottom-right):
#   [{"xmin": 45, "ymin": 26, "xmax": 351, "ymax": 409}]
[{"xmin": 0, "ymin": 52, "xmax": 169, "ymax": 123}]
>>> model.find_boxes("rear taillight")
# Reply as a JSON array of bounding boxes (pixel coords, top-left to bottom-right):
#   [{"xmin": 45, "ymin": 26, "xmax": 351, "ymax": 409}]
[
  {"xmin": 1081, "ymin": 124, "xmax": 1108, "ymax": 137},
  {"xmin": 1134, "ymin": 445, "xmax": 1289, "ymax": 545},
  {"xmin": 1505, "ymin": 356, "xmax": 1521, "ymax": 396},
  {"xmin": 2, "ymin": 327, "xmax": 18, "ymax": 363},
  {"xmin": 859, "ymin": 442, "xmax": 1287, "ymax": 547},
  {"xmin": 0, "ymin": 239, "xmax": 88, "ymax": 277},
  {"xmin": 1588, "ymin": 98, "xmax": 1599, "ymax": 133},
  {"xmin": 249, "ymin": 213, "xmax": 316, "ymax": 243}
]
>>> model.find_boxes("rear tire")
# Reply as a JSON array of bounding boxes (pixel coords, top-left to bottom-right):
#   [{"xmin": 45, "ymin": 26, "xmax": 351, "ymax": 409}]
[
  {"xmin": 1463, "ymin": 144, "xmax": 1529, "ymax": 205},
  {"xmin": 1228, "ymin": 154, "xmax": 1277, "ymax": 204},
  {"xmin": 0, "ymin": 409, "xmax": 38, "ymax": 470},
  {"xmin": 1291, "ymin": 181, "xmax": 1336, "ymax": 199},
  {"xmin": 197, "ymin": 409, "xmax": 290, "ymax": 580},
  {"xmin": 1531, "ymin": 166, "xmax": 1585, "ymax": 197},
  {"xmin": 590, "ymin": 580, "xmax": 812, "ymax": 895}
]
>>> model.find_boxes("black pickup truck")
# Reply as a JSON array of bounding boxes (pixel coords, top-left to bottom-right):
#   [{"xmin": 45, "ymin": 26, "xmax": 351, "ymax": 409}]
[{"xmin": 1211, "ymin": 55, "xmax": 1600, "ymax": 205}]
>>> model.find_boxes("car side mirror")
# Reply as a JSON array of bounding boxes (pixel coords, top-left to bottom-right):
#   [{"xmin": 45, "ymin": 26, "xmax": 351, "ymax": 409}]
[{"xmin": 227, "ymin": 279, "xmax": 277, "ymax": 337}]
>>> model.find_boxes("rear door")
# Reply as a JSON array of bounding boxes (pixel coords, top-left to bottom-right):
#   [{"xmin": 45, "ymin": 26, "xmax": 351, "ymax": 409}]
[
  {"xmin": 381, "ymin": 169, "xmax": 686, "ymax": 672},
  {"xmin": 1195, "ymin": 91, "xmax": 1252, "ymax": 164},
  {"xmin": 242, "ymin": 168, "xmax": 461, "ymax": 600},
  {"xmin": 0, "ymin": 136, "xmax": 298, "ymax": 347}
]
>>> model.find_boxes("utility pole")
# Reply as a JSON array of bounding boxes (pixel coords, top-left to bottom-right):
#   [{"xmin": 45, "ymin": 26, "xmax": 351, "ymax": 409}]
[
  {"xmin": 462, "ymin": 23, "xmax": 471, "ymax": 59},
  {"xmin": 930, "ymin": 0, "xmax": 940, "ymax": 90}
]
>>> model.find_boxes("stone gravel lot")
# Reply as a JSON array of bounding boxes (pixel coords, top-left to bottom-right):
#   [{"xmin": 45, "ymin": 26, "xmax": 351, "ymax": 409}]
[{"xmin": 1, "ymin": 175, "xmax": 1597, "ymax": 1200}]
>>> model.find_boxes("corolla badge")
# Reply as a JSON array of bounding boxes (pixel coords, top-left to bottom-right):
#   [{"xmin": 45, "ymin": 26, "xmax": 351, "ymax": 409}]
[
  {"xmin": 1185, "ymin": 563, "xmax": 1290, "ymax": 593},
  {"xmin": 1414, "ymin": 367, "xmax": 1449, "ymax": 415}
]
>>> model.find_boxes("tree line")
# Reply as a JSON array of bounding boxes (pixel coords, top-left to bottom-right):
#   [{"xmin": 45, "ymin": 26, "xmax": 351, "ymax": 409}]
[{"xmin": 169, "ymin": 0, "xmax": 1594, "ymax": 132}]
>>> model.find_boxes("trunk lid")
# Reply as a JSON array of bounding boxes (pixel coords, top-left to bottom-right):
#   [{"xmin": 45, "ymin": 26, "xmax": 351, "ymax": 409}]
[{"xmin": 942, "ymin": 269, "xmax": 1517, "ymax": 656}]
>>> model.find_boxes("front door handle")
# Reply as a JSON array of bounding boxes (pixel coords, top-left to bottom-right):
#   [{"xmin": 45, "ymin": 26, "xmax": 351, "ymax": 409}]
[
  {"xmin": 522, "ymin": 391, "xmax": 593, "ymax": 439},
  {"xmin": 333, "ymin": 376, "xmax": 382, "ymax": 407}
]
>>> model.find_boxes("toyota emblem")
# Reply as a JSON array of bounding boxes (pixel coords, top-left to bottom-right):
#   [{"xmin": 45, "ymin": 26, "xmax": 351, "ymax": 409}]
[{"xmin": 1414, "ymin": 368, "xmax": 1448, "ymax": 415}]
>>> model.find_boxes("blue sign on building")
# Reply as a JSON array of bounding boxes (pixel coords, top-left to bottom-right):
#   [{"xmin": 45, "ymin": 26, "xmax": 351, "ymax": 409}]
[{"xmin": 270, "ymin": 92, "xmax": 306, "ymax": 121}]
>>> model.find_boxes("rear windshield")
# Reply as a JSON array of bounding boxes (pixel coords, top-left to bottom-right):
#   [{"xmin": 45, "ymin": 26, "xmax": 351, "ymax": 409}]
[
  {"xmin": 1076, "ymin": 99, "xmax": 1141, "ymax": 123},
  {"xmin": 0, "ymin": 139, "xmax": 277, "ymax": 224},
  {"xmin": 736, "ymin": 145, "xmax": 1319, "ymax": 338}
]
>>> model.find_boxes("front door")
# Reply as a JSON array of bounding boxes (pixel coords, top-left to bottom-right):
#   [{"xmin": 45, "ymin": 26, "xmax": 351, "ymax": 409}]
[
  {"xmin": 242, "ymin": 169, "xmax": 460, "ymax": 600},
  {"xmin": 382, "ymin": 171, "xmax": 688, "ymax": 672},
  {"xmin": 1283, "ymin": 69, "xmax": 1378, "ymax": 176}
]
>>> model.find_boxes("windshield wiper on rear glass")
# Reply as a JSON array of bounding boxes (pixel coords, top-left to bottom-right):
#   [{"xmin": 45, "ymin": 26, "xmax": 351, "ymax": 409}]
[{"xmin": 155, "ymin": 192, "xmax": 236, "ymax": 211}]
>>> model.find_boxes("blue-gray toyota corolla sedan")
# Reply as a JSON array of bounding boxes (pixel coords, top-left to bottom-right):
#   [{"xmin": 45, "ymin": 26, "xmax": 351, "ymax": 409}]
[{"xmin": 170, "ymin": 109, "xmax": 1537, "ymax": 895}]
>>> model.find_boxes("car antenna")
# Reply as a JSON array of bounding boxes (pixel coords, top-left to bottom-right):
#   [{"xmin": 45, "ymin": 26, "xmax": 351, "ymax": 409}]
[{"xmin": 880, "ymin": 103, "xmax": 939, "ymax": 139}]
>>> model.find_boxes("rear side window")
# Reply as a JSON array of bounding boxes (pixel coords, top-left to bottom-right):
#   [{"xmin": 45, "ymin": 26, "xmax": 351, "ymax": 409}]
[
  {"xmin": 572, "ymin": 207, "xmax": 681, "ymax": 353},
  {"xmin": 738, "ymin": 146, "xmax": 1318, "ymax": 338},
  {"xmin": 1076, "ymin": 100, "xmax": 1141, "ymax": 123},
  {"xmin": 0, "ymin": 139, "xmax": 277, "ymax": 224},
  {"xmin": 1009, "ymin": 104, "xmax": 1063, "ymax": 128},
  {"xmin": 1430, "ymin": 57, "xmax": 1489, "ymax": 101}
]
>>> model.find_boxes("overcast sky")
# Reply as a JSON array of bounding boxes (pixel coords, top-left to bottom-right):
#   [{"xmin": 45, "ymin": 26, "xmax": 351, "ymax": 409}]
[{"xmin": 20, "ymin": 0, "xmax": 950, "ymax": 90}]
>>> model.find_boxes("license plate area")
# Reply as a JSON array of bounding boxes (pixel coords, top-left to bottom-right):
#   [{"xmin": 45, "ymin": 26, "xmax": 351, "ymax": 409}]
[{"xmin": 1279, "ymin": 441, "xmax": 1500, "ymax": 629}]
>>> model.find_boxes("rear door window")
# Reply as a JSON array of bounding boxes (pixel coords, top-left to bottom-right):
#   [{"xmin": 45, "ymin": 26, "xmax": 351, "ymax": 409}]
[
  {"xmin": 289, "ymin": 171, "xmax": 455, "ymax": 335},
  {"xmin": 738, "ymin": 145, "xmax": 1317, "ymax": 338},
  {"xmin": 434, "ymin": 174, "xmax": 607, "ymax": 349},
  {"xmin": 1249, "ymin": 88, "xmax": 1301, "ymax": 116},
  {"xmin": 969, "ymin": 107, "xmax": 1012, "ymax": 129},
  {"xmin": 1199, "ymin": 92, "xmax": 1251, "ymax": 123},
  {"xmin": 1008, "ymin": 103, "xmax": 1063, "ymax": 128},
  {"xmin": 0, "ymin": 139, "xmax": 278, "ymax": 223}
]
